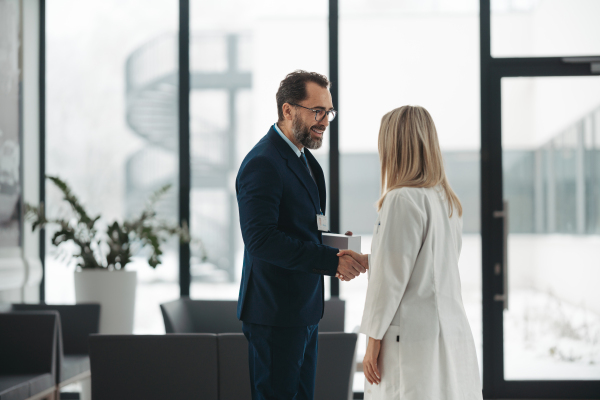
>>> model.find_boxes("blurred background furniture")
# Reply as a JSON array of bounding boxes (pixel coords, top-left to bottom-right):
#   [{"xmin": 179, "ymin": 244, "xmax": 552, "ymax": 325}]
[
  {"xmin": 319, "ymin": 297, "xmax": 345, "ymax": 332},
  {"xmin": 160, "ymin": 299, "xmax": 241, "ymax": 333},
  {"xmin": 0, "ymin": 311, "xmax": 59, "ymax": 400},
  {"xmin": 216, "ymin": 331, "xmax": 358, "ymax": 400},
  {"xmin": 161, "ymin": 298, "xmax": 345, "ymax": 333},
  {"xmin": 88, "ymin": 334, "xmax": 219, "ymax": 400},
  {"xmin": 216, "ymin": 334, "xmax": 251, "ymax": 400},
  {"xmin": 315, "ymin": 332, "xmax": 359, "ymax": 400},
  {"xmin": 88, "ymin": 332, "xmax": 357, "ymax": 400},
  {"xmin": 11, "ymin": 304, "xmax": 100, "ymax": 400}
]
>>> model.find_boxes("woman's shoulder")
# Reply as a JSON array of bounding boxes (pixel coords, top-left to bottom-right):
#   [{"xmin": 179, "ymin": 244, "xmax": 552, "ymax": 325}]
[
  {"xmin": 387, "ymin": 186, "xmax": 429, "ymax": 203},
  {"xmin": 383, "ymin": 187, "xmax": 429, "ymax": 215}
]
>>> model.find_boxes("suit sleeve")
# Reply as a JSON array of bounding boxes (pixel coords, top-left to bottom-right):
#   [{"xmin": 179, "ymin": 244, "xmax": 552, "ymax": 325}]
[
  {"xmin": 359, "ymin": 192, "xmax": 424, "ymax": 339},
  {"xmin": 237, "ymin": 155, "xmax": 339, "ymax": 276}
]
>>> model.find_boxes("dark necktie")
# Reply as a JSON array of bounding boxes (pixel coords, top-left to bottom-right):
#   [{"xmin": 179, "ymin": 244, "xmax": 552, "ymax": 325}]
[
  {"xmin": 301, "ymin": 152, "xmax": 310, "ymax": 171},
  {"xmin": 301, "ymin": 152, "xmax": 316, "ymax": 184}
]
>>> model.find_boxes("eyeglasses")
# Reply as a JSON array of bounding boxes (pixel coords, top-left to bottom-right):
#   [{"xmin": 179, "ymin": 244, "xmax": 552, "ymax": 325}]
[{"xmin": 290, "ymin": 103, "xmax": 337, "ymax": 122}]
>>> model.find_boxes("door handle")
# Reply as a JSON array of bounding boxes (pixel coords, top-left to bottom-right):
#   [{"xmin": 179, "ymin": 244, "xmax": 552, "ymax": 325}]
[
  {"xmin": 562, "ymin": 56, "xmax": 600, "ymax": 74},
  {"xmin": 492, "ymin": 200, "xmax": 509, "ymax": 310}
]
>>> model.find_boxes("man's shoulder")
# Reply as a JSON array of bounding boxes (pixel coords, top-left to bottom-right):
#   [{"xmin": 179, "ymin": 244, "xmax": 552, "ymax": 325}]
[
  {"xmin": 238, "ymin": 130, "xmax": 285, "ymax": 174},
  {"xmin": 243, "ymin": 136, "xmax": 280, "ymax": 164}
]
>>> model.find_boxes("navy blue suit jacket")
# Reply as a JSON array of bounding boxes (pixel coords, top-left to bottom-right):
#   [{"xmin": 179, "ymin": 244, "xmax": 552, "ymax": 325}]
[{"xmin": 236, "ymin": 126, "xmax": 339, "ymax": 327}]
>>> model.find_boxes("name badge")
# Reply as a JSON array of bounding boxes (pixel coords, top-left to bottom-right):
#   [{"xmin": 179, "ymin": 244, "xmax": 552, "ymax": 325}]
[{"xmin": 317, "ymin": 214, "xmax": 329, "ymax": 231}]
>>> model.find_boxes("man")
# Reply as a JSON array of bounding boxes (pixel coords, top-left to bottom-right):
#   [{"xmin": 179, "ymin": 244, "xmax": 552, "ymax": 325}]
[{"xmin": 236, "ymin": 70, "xmax": 366, "ymax": 400}]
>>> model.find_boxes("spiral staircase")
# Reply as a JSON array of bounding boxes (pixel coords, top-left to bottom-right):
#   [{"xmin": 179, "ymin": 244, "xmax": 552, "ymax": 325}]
[{"xmin": 124, "ymin": 32, "xmax": 251, "ymax": 282}]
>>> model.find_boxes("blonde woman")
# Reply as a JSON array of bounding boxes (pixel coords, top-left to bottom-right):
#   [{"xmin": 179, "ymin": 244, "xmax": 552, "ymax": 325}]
[{"xmin": 338, "ymin": 106, "xmax": 482, "ymax": 399}]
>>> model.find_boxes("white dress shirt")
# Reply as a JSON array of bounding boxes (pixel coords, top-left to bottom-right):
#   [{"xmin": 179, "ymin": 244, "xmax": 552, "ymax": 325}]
[{"xmin": 273, "ymin": 123, "xmax": 316, "ymax": 182}]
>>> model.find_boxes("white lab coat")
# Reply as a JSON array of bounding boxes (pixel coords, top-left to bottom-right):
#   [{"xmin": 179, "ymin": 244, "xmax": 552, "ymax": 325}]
[{"xmin": 360, "ymin": 186, "xmax": 482, "ymax": 400}]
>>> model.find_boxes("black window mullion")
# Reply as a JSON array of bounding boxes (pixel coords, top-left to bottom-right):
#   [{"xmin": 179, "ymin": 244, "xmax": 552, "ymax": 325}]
[
  {"xmin": 179, "ymin": 0, "xmax": 191, "ymax": 297},
  {"xmin": 479, "ymin": 0, "xmax": 497, "ymax": 396},
  {"xmin": 328, "ymin": 0, "xmax": 340, "ymax": 298},
  {"xmin": 39, "ymin": 0, "xmax": 46, "ymax": 302},
  {"xmin": 490, "ymin": 57, "xmax": 592, "ymax": 77}
]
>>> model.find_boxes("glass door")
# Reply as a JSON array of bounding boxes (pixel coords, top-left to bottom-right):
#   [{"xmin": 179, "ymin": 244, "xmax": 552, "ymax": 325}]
[
  {"xmin": 501, "ymin": 76, "xmax": 600, "ymax": 382},
  {"xmin": 483, "ymin": 1, "xmax": 600, "ymax": 397},
  {"xmin": 487, "ymin": 74, "xmax": 600, "ymax": 398}
]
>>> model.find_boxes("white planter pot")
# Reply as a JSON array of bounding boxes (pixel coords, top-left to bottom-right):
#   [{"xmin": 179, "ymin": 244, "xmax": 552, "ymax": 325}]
[{"xmin": 74, "ymin": 269, "xmax": 137, "ymax": 334}]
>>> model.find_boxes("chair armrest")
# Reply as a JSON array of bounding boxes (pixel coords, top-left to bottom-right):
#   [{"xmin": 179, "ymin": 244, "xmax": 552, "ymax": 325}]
[{"xmin": 0, "ymin": 311, "xmax": 58, "ymax": 380}]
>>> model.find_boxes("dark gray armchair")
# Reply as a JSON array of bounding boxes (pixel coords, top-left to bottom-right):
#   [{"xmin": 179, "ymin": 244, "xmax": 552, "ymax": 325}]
[
  {"xmin": 160, "ymin": 298, "xmax": 345, "ymax": 333},
  {"xmin": 11, "ymin": 303, "xmax": 100, "ymax": 390},
  {"xmin": 87, "ymin": 332, "xmax": 357, "ymax": 400},
  {"xmin": 315, "ymin": 332, "xmax": 359, "ymax": 400},
  {"xmin": 0, "ymin": 311, "xmax": 59, "ymax": 400},
  {"xmin": 89, "ymin": 334, "xmax": 219, "ymax": 400},
  {"xmin": 217, "ymin": 334, "xmax": 252, "ymax": 400},
  {"xmin": 160, "ymin": 299, "xmax": 241, "ymax": 333},
  {"xmin": 216, "ymin": 332, "xmax": 357, "ymax": 400}
]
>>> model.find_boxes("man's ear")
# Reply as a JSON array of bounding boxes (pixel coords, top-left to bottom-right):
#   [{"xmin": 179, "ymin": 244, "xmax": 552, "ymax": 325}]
[{"xmin": 282, "ymin": 103, "xmax": 294, "ymax": 121}]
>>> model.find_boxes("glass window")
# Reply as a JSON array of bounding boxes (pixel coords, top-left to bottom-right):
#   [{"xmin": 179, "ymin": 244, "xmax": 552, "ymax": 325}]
[
  {"xmin": 491, "ymin": 0, "xmax": 600, "ymax": 58},
  {"xmin": 502, "ymin": 76, "xmax": 600, "ymax": 379},
  {"xmin": 188, "ymin": 0, "xmax": 331, "ymax": 300},
  {"xmin": 339, "ymin": 0, "xmax": 482, "ymax": 392},
  {"xmin": 0, "ymin": 0, "xmax": 21, "ymax": 251},
  {"xmin": 46, "ymin": 0, "xmax": 179, "ymax": 333}
]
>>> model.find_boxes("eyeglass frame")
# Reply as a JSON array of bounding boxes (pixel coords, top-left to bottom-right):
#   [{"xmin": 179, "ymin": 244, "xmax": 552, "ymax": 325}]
[{"xmin": 289, "ymin": 103, "xmax": 337, "ymax": 122}]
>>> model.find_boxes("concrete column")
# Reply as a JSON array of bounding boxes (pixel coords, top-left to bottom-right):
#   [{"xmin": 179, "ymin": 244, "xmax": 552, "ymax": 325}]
[
  {"xmin": 0, "ymin": 0, "xmax": 42, "ymax": 303},
  {"xmin": 21, "ymin": 0, "xmax": 43, "ymax": 302}
]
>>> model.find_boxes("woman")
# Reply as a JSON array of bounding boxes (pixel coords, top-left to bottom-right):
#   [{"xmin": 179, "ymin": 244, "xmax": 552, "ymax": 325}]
[{"xmin": 338, "ymin": 106, "xmax": 482, "ymax": 399}]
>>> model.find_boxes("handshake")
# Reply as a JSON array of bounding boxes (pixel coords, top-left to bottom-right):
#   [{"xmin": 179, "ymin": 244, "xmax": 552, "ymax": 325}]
[{"xmin": 335, "ymin": 231, "xmax": 369, "ymax": 281}]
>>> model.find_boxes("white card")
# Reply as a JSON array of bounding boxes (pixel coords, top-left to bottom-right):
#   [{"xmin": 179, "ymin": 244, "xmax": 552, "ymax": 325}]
[{"xmin": 317, "ymin": 214, "xmax": 329, "ymax": 231}]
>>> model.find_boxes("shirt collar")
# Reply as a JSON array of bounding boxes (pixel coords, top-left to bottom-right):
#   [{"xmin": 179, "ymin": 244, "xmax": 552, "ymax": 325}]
[{"xmin": 274, "ymin": 123, "xmax": 303, "ymax": 158}]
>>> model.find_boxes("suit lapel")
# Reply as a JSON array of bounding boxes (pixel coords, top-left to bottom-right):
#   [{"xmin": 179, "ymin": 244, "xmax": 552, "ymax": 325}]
[{"xmin": 267, "ymin": 128, "xmax": 321, "ymax": 212}]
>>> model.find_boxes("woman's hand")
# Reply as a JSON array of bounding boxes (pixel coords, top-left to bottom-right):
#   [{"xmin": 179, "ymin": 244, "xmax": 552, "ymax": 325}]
[
  {"xmin": 363, "ymin": 337, "xmax": 381, "ymax": 385},
  {"xmin": 336, "ymin": 249, "xmax": 369, "ymax": 280}
]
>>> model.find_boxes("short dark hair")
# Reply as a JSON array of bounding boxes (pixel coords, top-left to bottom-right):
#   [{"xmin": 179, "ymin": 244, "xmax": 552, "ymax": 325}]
[{"xmin": 276, "ymin": 70, "xmax": 330, "ymax": 122}]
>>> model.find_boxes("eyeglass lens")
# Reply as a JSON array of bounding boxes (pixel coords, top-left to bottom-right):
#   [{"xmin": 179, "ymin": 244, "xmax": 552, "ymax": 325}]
[{"xmin": 315, "ymin": 110, "xmax": 336, "ymax": 122}]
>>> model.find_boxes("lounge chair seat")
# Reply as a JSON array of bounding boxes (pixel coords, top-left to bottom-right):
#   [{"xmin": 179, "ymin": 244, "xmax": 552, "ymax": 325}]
[{"xmin": 0, "ymin": 375, "xmax": 31, "ymax": 400}]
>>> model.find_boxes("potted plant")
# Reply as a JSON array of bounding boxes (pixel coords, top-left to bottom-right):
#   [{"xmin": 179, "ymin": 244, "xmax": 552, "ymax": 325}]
[{"xmin": 26, "ymin": 176, "xmax": 197, "ymax": 334}]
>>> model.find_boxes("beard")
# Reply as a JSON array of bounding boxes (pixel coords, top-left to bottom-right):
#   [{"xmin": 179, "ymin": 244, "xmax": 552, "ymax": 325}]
[{"xmin": 292, "ymin": 114, "xmax": 324, "ymax": 150}]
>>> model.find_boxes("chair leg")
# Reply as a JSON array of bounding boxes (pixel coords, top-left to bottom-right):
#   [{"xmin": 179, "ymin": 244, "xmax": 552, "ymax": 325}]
[{"xmin": 80, "ymin": 376, "xmax": 92, "ymax": 400}]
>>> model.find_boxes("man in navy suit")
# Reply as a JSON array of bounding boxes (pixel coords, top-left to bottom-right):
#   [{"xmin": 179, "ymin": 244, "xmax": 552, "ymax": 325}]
[{"xmin": 236, "ymin": 70, "xmax": 366, "ymax": 399}]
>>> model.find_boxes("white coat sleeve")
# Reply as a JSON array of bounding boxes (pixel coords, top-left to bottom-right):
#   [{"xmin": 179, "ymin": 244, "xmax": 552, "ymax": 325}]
[{"xmin": 359, "ymin": 192, "xmax": 424, "ymax": 340}]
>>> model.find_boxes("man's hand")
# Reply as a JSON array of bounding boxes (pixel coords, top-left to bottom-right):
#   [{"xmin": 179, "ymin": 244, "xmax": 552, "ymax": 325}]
[
  {"xmin": 336, "ymin": 254, "xmax": 366, "ymax": 281},
  {"xmin": 336, "ymin": 249, "xmax": 369, "ymax": 281}
]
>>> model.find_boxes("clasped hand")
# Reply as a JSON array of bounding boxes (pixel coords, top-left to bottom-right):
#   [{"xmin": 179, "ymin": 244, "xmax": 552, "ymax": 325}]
[
  {"xmin": 336, "ymin": 249, "xmax": 368, "ymax": 281},
  {"xmin": 335, "ymin": 232, "xmax": 369, "ymax": 281}
]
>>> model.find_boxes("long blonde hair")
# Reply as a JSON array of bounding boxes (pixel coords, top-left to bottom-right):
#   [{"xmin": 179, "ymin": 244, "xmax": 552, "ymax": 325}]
[{"xmin": 377, "ymin": 105, "xmax": 462, "ymax": 217}]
